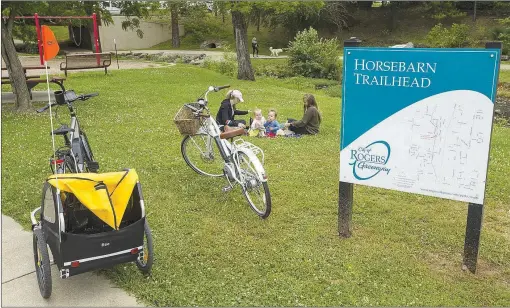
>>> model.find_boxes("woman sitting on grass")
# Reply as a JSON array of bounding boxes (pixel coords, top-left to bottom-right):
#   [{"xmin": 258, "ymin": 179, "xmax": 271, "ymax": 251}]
[
  {"xmin": 284, "ymin": 94, "xmax": 322, "ymax": 135},
  {"xmin": 216, "ymin": 89, "xmax": 248, "ymax": 130}
]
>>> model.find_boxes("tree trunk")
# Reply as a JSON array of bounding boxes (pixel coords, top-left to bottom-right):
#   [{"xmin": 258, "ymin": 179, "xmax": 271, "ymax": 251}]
[
  {"xmin": 473, "ymin": 1, "xmax": 477, "ymax": 22},
  {"xmin": 388, "ymin": 2, "xmax": 397, "ymax": 32},
  {"xmin": 231, "ymin": 10, "xmax": 254, "ymax": 81},
  {"xmin": 171, "ymin": 5, "xmax": 180, "ymax": 48},
  {"xmin": 257, "ymin": 11, "xmax": 261, "ymax": 32},
  {"xmin": 1, "ymin": 9, "xmax": 31, "ymax": 112}
]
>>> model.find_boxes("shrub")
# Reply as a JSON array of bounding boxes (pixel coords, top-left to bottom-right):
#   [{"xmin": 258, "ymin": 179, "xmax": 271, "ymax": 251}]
[
  {"xmin": 201, "ymin": 44, "xmax": 237, "ymax": 77},
  {"xmin": 426, "ymin": 23, "xmax": 471, "ymax": 48},
  {"xmin": 287, "ymin": 27, "xmax": 340, "ymax": 80},
  {"xmin": 182, "ymin": 15, "xmax": 231, "ymax": 44},
  {"xmin": 253, "ymin": 60, "xmax": 294, "ymax": 78},
  {"xmin": 492, "ymin": 18, "xmax": 510, "ymax": 55}
]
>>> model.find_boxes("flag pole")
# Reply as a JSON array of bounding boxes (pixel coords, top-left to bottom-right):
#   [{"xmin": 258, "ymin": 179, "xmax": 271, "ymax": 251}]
[
  {"xmin": 44, "ymin": 60, "xmax": 58, "ymax": 180},
  {"xmin": 41, "ymin": 25, "xmax": 60, "ymax": 180}
]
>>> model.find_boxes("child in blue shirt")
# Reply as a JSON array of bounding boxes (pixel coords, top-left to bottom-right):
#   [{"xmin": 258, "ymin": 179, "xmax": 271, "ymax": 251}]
[{"xmin": 264, "ymin": 109, "xmax": 280, "ymax": 137}]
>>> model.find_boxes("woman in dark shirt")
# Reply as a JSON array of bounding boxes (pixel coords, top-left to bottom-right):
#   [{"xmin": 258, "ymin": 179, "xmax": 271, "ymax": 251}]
[
  {"xmin": 215, "ymin": 89, "xmax": 249, "ymax": 129},
  {"xmin": 284, "ymin": 94, "xmax": 322, "ymax": 134}
]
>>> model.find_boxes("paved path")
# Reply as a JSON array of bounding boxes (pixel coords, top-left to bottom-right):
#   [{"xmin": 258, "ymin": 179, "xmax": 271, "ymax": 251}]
[
  {"xmin": 6, "ymin": 51, "xmax": 510, "ymax": 72},
  {"xmin": 115, "ymin": 50, "xmax": 510, "ymax": 70},
  {"xmin": 1, "ymin": 215, "xmax": 143, "ymax": 307},
  {"xmin": 116, "ymin": 49, "xmax": 288, "ymax": 61}
]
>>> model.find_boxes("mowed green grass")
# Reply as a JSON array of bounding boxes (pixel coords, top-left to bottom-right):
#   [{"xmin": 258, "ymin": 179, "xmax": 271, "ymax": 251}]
[{"xmin": 1, "ymin": 66, "xmax": 509, "ymax": 306}]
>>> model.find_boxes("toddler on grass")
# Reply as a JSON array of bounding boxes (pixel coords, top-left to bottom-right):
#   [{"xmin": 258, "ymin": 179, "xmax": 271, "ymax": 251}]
[{"xmin": 249, "ymin": 108, "xmax": 266, "ymax": 137}]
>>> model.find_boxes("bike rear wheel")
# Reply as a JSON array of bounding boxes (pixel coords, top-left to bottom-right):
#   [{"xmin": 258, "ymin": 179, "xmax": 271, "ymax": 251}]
[
  {"xmin": 238, "ymin": 152, "xmax": 271, "ymax": 218},
  {"xmin": 181, "ymin": 134, "xmax": 224, "ymax": 177},
  {"xmin": 33, "ymin": 228, "xmax": 52, "ymax": 298},
  {"xmin": 135, "ymin": 220, "xmax": 154, "ymax": 274}
]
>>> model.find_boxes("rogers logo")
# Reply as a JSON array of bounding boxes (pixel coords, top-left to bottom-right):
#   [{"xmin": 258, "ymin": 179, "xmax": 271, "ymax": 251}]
[{"xmin": 349, "ymin": 140, "xmax": 391, "ymax": 180}]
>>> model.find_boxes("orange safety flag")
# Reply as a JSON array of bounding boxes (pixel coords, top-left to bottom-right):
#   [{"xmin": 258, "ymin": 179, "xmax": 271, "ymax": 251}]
[{"xmin": 41, "ymin": 25, "xmax": 59, "ymax": 61}]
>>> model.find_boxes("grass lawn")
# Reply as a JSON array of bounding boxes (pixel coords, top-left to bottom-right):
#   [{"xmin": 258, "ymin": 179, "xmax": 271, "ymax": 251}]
[{"xmin": 1, "ymin": 66, "xmax": 509, "ymax": 306}]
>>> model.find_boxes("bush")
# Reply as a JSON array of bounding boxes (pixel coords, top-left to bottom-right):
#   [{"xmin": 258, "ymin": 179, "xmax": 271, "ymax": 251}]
[
  {"xmin": 182, "ymin": 16, "xmax": 231, "ymax": 44},
  {"xmin": 252, "ymin": 59, "xmax": 294, "ymax": 78},
  {"xmin": 201, "ymin": 44, "xmax": 237, "ymax": 77},
  {"xmin": 492, "ymin": 18, "xmax": 510, "ymax": 55},
  {"xmin": 426, "ymin": 23, "xmax": 472, "ymax": 48},
  {"xmin": 287, "ymin": 27, "xmax": 340, "ymax": 80}
]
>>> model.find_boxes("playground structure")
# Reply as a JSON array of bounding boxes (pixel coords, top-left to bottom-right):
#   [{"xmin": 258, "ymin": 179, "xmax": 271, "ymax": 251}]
[{"xmin": 12, "ymin": 13, "xmax": 100, "ymax": 65}]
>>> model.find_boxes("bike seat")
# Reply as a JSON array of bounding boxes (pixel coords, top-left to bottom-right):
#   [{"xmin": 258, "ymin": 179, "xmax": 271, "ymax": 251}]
[
  {"xmin": 220, "ymin": 127, "xmax": 245, "ymax": 139},
  {"xmin": 52, "ymin": 125, "xmax": 74, "ymax": 136}
]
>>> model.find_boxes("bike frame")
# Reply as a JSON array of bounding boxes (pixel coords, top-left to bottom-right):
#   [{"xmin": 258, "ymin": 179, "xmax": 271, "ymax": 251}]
[
  {"xmin": 51, "ymin": 81, "xmax": 92, "ymax": 174},
  {"xmin": 66, "ymin": 106, "xmax": 85, "ymax": 173},
  {"xmin": 193, "ymin": 89, "xmax": 267, "ymax": 184}
]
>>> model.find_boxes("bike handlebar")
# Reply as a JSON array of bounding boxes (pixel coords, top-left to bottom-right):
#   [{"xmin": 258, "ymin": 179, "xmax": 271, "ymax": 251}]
[
  {"xmin": 77, "ymin": 92, "xmax": 99, "ymax": 101},
  {"xmin": 36, "ymin": 103, "xmax": 56, "ymax": 113},
  {"xmin": 215, "ymin": 85, "xmax": 230, "ymax": 91},
  {"xmin": 36, "ymin": 92, "xmax": 99, "ymax": 113}
]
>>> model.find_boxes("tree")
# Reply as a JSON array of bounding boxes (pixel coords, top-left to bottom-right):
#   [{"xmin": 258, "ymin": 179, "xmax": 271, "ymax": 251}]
[
  {"xmin": 1, "ymin": 1, "xmax": 144, "ymax": 112},
  {"xmin": 116, "ymin": 1, "xmax": 150, "ymax": 38},
  {"xmin": 1, "ymin": 2, "xmax": 41, "ymax": 112},
  {"xmin": 213, "ymin": 2, "xmax": 228, "ymax": 23},
  {"xmin": 158, "ymin": 1, "xmax": 186, "ymax": 48},
  {"xmin": 230, "ymin": 3, "xmax": 254, "ymax": 81},
  {"xmin": 170, "ymin": 2, "xmax": 181, "ymax": 48},
  {"xmin": 264, "ymin": 1, "xmax": 324, "ymax": 37},
  {"xmin": 229, "ymin": 1, "xmax": 324, "ymax": 81},
  {"xmin": 320, "ymin": 1, "xmax": 349, "ymax": 33}
]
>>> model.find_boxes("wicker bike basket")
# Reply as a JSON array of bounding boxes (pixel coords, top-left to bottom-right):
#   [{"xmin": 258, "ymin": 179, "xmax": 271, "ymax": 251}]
[{"xmin": 174, "ymin": 103, "xmax": 204, "ymax": 135}]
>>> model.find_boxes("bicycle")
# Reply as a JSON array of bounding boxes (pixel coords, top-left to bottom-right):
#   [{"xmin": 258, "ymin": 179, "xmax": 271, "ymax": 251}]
[
  {"xmin": 175, "ymin": 85, "xmax": 271, "ymax": 218},
  {"xmin": 37, "ymin": 81, "xmax": 99, "ymax": 174}
]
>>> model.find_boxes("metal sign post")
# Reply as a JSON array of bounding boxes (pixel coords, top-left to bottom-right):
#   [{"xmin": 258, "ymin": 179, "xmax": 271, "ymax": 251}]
[
  {"xmin": 462, "ymin": 41, "xmax": 502, "ymax": 274},
  {"xmin": 338, "ymin": 38, "xmax": 361, "ymax": 238}
]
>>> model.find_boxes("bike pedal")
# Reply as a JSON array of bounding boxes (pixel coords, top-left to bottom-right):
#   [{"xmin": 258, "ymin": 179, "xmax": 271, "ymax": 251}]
[
  {"xmin": 88, "ymin": 161, "xmax": 99, "ymax": 172},
  {"xmin": 222, "ymin": 186, "xmax": 233, "ymax": 193}
]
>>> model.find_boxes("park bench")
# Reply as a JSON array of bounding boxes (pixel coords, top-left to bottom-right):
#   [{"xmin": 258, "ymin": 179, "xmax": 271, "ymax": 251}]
[
  {"xmin": 1, "ymin": 66, "xmax": 66, "ymax": 99},
  {"xmin": 60, "ymin": 52, "xmax": 112, "ymax": 76}
]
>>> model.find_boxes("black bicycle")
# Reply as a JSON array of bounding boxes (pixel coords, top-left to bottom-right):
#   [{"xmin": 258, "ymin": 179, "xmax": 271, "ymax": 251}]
[{"xmin": 37, "ymin": 81, "xmax": 99, "ymax": 174}]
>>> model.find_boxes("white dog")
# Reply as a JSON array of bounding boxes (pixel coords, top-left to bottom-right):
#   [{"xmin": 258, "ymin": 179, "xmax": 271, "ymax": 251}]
[{"xmin": 269, "ymin": 47, "xmax": 283, "ymax": 57}]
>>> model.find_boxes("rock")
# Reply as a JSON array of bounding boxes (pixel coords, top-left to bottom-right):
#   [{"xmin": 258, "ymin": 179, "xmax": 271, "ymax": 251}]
[
  {"xmin": 495, "ymin": 109, "xmax": 502, "ymax": 115},
  {"xmin": 191, "ymin": 59, "xmax": 204, "ymax": 65},
  {"xmin": 200, "ymin": 40, "xmax": 225, "ymax": 49},
  {"xmin": 390, "ymin": 42, "xmax": 414, "ymax": 48}
]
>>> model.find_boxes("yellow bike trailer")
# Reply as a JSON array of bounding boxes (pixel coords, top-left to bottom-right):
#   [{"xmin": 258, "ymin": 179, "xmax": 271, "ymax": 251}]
[{"xmin": 30, "ymin": 169, "xmax": 153, "ymax": 298}]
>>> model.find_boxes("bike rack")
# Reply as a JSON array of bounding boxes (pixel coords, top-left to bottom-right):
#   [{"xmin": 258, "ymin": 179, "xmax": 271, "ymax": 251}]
[{"xmin": 233, "ymin": 139, "xmax": 265, "ymax": 165}]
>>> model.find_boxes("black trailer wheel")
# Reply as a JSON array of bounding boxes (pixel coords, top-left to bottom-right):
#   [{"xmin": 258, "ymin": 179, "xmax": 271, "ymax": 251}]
[
  {"xmin": 33, "ymin": 228, "xmax": 52, "ymax": 299},
  {"xmin": 135, "ymin": 220, "xmax": 153, "ymax": 274}
]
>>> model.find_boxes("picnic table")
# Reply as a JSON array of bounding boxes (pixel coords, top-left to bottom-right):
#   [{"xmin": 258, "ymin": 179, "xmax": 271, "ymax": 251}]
[{"xmin": 1, "ymin": 65, "xmax": 66, "ymax": 99}]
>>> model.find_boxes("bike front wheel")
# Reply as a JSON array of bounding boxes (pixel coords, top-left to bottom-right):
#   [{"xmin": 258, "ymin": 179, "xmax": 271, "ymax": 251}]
[
  {"xmin": 181, "ymin": 134, "xmax": 225, "ymax": 177},
  {"xmin": 238, "ymin": 151, "xmax": 271, "ymax": 218}
]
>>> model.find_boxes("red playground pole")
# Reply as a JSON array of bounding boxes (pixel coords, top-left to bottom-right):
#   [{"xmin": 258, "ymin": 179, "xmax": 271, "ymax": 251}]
[
  {"xmin": 34, "ymin": 13, "xmax": 43, "ymax": 65},
  {"xmin": 92, "ymin": 13, "xmax": 100, "ymax": 65}
]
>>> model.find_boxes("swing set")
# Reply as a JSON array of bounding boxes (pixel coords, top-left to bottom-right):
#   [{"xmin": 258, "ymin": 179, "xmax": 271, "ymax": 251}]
[{"xmin": 12, "ymin": 13, "xmax": 100, "ymax": 65}]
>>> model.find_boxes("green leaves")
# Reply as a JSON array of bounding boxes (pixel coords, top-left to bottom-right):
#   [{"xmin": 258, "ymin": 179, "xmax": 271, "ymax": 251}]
[
  {"xmin": 426, "ymin": 23, "xmax": 471, "ymax": 48},
  {"xmin": 288, "ymin": 27, "xmax": 340, "ymax": 79}
]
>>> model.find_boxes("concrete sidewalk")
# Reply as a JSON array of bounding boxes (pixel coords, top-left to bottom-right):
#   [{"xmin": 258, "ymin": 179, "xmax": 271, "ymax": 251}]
[{"xmin": 1, "ymin": 215, "xmax": 143, "ymax": 307}]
